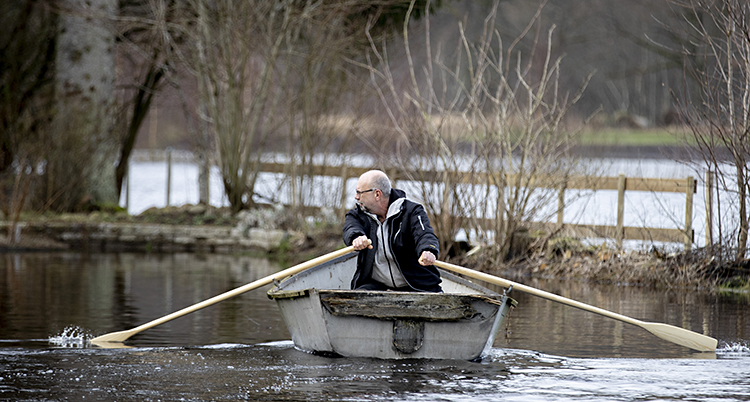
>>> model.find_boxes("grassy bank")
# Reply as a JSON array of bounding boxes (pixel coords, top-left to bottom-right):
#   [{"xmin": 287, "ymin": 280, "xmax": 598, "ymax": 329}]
[{"xmin": 579, "ymin": 127, "xmax": 689, "ymax": 146}]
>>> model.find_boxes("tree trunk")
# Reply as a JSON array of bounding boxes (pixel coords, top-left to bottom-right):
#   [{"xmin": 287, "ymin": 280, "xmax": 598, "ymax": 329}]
[
  {"xmin": 54, "ymin": 0, "xmax": 118, "ymax": 210},
  {"xmin": 737, "ymin": 166, "xmax": 748, "ymax": 260},
  {"xmin": 116, "ymin": 58, "xmax": 164, "ymax": 199}
]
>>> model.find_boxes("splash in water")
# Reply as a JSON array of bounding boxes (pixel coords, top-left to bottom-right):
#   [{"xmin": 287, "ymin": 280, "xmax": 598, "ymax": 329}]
[
  {"xmin": 716, "ymin": 341, "xmax": 750, "ymax": 357},
  {"xmin": 48, "ymin": 326, "xmax": 92, "ymax": 348}
]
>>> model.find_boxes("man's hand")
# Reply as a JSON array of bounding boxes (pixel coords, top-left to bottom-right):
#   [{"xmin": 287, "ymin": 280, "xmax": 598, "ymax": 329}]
[
  {"xmin": 418, "ymin": 251, "xmax": 436, "ymax": 266},
  {"xmin": 353, "ymin": 235, "xmax": 373, "ymax": 251}
]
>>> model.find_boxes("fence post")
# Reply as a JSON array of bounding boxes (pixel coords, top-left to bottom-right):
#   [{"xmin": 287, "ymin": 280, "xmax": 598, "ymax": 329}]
[
  {"xmin": 124, "ymin": 161, "xmax": 130, "ymax": 214},
  {"xmin": 166, "ymin": 148, "xmax": 172, "ymax": 207},
  {"xmin": 339, "ymin": 165, "xmax": 349, "ymax": 217},
  {"xmin": 440, "ymin": 170, "xmax": 452, "ymax": 235},
  {"xmin": 387, "ymin": 168, "xmax": 398, "ymax": 182},
  {"xmin": 705, "ymin": 170, "xmax": 713, "ymax": 248},
  {"xmin": 616, "ymin": 174, "xmax": 626, "ymax": 249},
  {"xmin": 685, "ymin": 176, "xmax": 695, "ymax": 250},
  {"xmin": 495, "ymin": 172, "xmax": 507, "ymax": 240},
  {"xmin": 197, "ymin": 150, "xmax": 210, "ymax": 206},
  {"xmin": 557, "ymin": 182, "xmax": 566, "ymax": 226}
]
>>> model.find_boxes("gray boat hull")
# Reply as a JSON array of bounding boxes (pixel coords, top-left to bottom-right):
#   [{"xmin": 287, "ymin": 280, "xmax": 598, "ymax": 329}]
[{"xmin": 268, "ymin": 254, "xmax": 516, "ymax": 360}]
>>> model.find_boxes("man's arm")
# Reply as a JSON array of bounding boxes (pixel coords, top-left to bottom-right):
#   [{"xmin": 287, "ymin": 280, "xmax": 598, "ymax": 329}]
[
  {"xmin": 342, "ymin": 209, "xmax": 367, "ymax": 246},
  {"xmin": 410, "ymin": 204, "xmax": 439, "ymax": 260}
]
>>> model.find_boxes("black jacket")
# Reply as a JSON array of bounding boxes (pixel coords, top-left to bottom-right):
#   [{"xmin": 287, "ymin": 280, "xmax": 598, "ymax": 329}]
[{"xmin": 342, "ymin": 188, "xmax": 441, "ymax": 291}]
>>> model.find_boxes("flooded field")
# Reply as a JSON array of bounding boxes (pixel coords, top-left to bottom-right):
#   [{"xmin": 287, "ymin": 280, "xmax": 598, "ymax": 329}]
[{"xmin": 1, "ymin": 252, "xmax": 749, "ymax": 401}]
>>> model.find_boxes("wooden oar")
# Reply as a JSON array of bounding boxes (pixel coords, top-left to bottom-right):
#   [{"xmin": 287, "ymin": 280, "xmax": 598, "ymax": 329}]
[
  {"xmin": 434, "ymin": 260, "xmax": 718, "ymax": 352},
  {"xmin": 91, "ymin": 246, "xmax": 356, "ymax": 344}
]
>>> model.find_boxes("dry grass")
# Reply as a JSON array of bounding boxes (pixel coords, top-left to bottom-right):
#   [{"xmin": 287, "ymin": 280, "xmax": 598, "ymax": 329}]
[
  {"xmin": 444, "ymin": 231, "xmax": 748, "ymax": 290},
  {"xmin": 524, "ymin": 250, "xmax": 719, "ymax": 289},
  {"xmin": 455, "ymin": 241, "xmax": 747, "ymax": 290}
]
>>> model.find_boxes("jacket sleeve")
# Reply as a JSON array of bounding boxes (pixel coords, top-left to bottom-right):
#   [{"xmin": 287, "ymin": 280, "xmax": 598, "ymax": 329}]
[
  {"xmin": 342, "ymin": 208, "xmax": 366, "ymax": 246},
  {"xmin": 410, "ymin": 204, "xmax": 439, "ymax": 258}
]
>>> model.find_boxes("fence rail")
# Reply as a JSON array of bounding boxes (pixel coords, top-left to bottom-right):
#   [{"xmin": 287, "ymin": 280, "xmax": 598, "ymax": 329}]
[
  {"xmin": 254, "ymin": 162, "xmax": 698, "ymax": 249},
  {"xmin": 139, "ymin": 152, "xmax": 704, "ymax": 249}
]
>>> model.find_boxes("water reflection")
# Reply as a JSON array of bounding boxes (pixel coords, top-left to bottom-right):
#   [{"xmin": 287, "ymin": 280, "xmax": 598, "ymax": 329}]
[
  {"xmin": 1, "ymin": 252, "xmax": 749, "ymax": 401},
  {"xmin": 0, "ymin": 252, "xmax": 289, "ymax": 347},
  {"xmin": 496, "ymin": 278, "xmax": 746, "ymax": 359}
]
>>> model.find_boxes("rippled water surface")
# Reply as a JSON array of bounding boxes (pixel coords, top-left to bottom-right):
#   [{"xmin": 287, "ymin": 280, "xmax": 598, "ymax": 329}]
[{"xmin": 2, "ymin": 252, "xmax": 749, "ymax": 401}]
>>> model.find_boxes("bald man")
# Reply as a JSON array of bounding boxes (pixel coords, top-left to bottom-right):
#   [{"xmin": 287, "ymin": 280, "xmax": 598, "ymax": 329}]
[{"xmin": 342, "ymin": 170, "xmax": 442, "ymax": 292}]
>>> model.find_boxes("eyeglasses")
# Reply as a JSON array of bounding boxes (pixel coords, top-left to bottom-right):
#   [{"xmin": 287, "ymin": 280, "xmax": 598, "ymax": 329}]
[{"xmin": 355, "ymin": 188, "xmax": 377, "ymax": 196}]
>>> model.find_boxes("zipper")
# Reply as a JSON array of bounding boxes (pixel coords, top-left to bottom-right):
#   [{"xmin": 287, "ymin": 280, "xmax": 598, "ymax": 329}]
[
  {"xmin": 387, "ymin": 219, "xmax": 402, "ymax": 289},
  {"xmin": 385, "ymin": 203, "xmax": 429, "ymax": 292}
]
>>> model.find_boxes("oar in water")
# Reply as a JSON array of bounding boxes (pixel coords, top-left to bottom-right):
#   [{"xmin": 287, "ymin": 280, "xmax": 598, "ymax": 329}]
[
  {"xmin": 433, "ymin": 260, "xmax": 718, "ymax": 352},
  {"xmin": 91, "ymin": 246, "xmax": 356, "ymax": 345}
]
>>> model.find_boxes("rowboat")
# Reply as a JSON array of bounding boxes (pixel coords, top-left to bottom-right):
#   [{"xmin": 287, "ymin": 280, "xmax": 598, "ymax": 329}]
[
  {"xmin": 267, "ymin": 253, "xmax": 517, "ymax": 360},
  {"xmin": 90, "ymin": 246, "xmax": 715, "ymax": 353}
]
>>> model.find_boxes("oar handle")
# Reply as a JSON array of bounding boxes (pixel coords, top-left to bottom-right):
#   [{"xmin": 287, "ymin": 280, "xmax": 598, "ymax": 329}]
[
  {"xmin": 133, "ymin": 245, "xmax": 356, "ymax": 332},
  {"xmin": 435, "ymin": 261, "xmax": 642, "ymax": 326}
]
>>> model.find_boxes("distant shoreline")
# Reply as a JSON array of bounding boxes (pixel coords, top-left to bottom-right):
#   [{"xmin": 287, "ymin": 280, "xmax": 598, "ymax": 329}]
[
  {"xmin": 571, "ymin": 144, "xmax": 693, "ymax": 160},
  {"xmin": 128, "ymin": 144, "xmax": 704, "ymax": 165}
]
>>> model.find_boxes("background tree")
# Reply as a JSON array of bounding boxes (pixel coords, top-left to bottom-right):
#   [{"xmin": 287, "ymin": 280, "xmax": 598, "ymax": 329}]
[
  {"xmin": 162, "ymin": 0, "xmax": 447, "ymax": 214},
  {"xmin": 113, "ymin": 0, "xmax": 180, "ymax": 200},
  {"xmin": 276, "ymin": 2, "xmax": 425, "ymax": 214},
  {"xmin": 0, "ymin": 1, "xmax": 56, "ymax": 242},
  {"xmin": 359, "ymin": 0, "xmax": 593, "ymax": 259},
  {"xmin": 670, "ymin": 0, "xmax": 750, "ymax": 262},
  {"xmin": 49, "ymin": 0, "xmax": 119, "ymax": 211},
  {"xmin": 176, "ymin": 0, "xmax": 287, "ymax": 213}
]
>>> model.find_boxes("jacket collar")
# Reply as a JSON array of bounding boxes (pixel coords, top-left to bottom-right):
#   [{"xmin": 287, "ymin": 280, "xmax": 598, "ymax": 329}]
[
  {"xmin": 361, "ymin": 188, "xmax": 407, "ymax": 223},
  {"xmin": 386, "ymin": 197, "xmax": 405, "ymax": 219},
  {"xmin": 384, "ymin": 188, "xmax": 406, "ymax": 220},
  {"xmin": 389, "ymin": 188, "xmax": 407, "ymax": 203}
]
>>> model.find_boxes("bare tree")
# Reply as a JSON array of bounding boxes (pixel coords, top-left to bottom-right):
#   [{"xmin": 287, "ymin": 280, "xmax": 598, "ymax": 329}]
[
  {"xmin": 3, "ymin": 0, "xmax": 181, "ymax": 220},
  {"xmin": 166, "ymin": 0, "xmax": 436, "ymax": 214},
  {"xmin": 670, "ymin": 0, "xmax": 750, "ymax": 262},
  {"xmin": 0, "ymin": 1, "xmax": 55, "ymax": 242},
  {"xmin": 277, "ymin": 2, "xmax": 406, "ymax": 212},
  {"xmin": 167, "ymin": 0, "xmax": 290, "ymax": 213},
  {"xmin": 359, "ymin": 0, "xmax": 593, "ymax": 260},
  {"xmin": 112, "ymin": 0, "xmax": 181, "ymax": 200}
]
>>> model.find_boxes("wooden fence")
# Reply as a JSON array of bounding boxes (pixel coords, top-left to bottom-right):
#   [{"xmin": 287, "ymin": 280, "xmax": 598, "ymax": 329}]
[
  {"xmin": 140, "ymin": 152, "xmax": 705, "ymax": 249},
  {"xmin": 254, "ymin": 162, "xmax": 701, "ymax": 250}
]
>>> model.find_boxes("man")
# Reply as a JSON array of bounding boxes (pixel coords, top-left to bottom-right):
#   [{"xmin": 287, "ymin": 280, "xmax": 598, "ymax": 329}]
[{"xmin": 342, "ymin": 170, "xmax": 441, "ymax": 292}]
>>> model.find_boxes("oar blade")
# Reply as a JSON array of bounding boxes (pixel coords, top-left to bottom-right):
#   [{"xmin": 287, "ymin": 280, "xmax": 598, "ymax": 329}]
[
  {"xmin": 89, "ymin": 339, "xmax": 131, "ymax": 349},
  {"xmin": 434, "ymin": 260, "xmax": 719, "ymax": 353},
  {"xmin": 90, "ymin": 329, "xmax": 137, "ymax": 344},
  {"xmin": 642, "ymin": 322, "xmax": 717, "ymax": 352}
]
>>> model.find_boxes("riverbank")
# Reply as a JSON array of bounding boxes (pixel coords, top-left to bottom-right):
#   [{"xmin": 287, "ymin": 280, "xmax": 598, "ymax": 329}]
[
  {"xmin": 475, "ymin": 242, "xmax": 750, "ymax": 291},
  {"xmin": 0, "ymin": 205, "xmax": 310, "ymax": 255},
  {"xmin": 0, "ymin": 205, "xmax": 342, "ymax": 264},
  {"xmin": 1, "ymin": 205, "xmax": 747, "ymax": 291}
]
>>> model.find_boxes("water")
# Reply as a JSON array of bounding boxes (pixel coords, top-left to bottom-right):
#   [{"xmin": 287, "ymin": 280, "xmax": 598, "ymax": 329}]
[{"xmin": 1, "ymin": 252, "xmax": 749, "ymax": 401}]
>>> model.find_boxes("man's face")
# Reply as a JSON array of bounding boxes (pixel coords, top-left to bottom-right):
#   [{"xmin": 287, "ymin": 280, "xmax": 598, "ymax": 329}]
[{"xmin": 354, "ymin": 179, "xmax": 377, "ymax": 213}]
